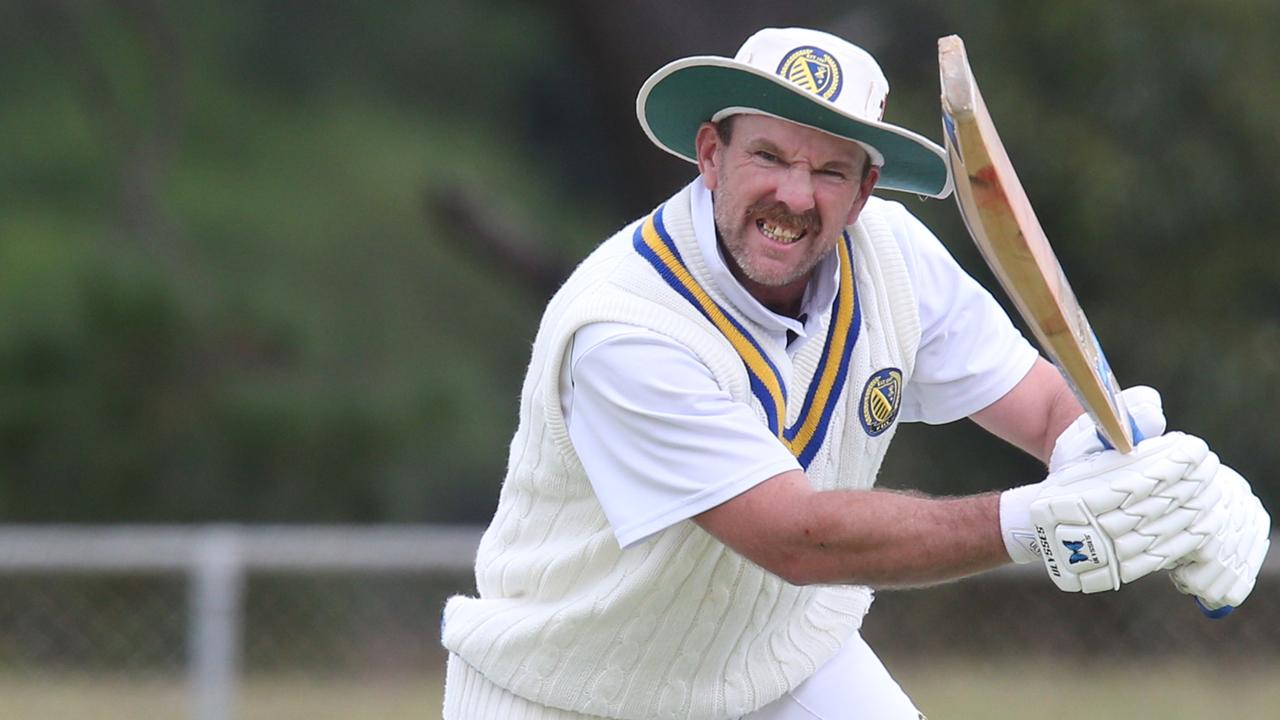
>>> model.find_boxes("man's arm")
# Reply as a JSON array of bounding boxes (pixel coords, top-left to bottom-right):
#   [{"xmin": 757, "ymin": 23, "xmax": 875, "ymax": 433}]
[
  {"xmin": 968, "ymin": 356, "xmax": 1083, "ymax": 464},
  {"xmin": 694, "ymin": 357, "xmax": 1080, "ymax": 588},
  {"xmin": 694, "ymin": 471, "xmax": 1006, "ymax": 587}
]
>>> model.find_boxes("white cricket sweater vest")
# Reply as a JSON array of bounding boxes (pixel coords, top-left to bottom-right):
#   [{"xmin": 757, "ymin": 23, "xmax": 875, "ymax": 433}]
[{"xmin": 442, "ymin": 183, "xmax": 921, "ymax": 720}]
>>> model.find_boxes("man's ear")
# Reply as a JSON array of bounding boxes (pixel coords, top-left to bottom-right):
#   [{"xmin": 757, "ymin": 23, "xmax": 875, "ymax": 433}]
[
  {"xmin": 694, "ymin": 122, "xmax": 722, "ymax": 191},
  {"xmin": 846, "ymin": 165, "xmax": 881, "ymax": 225}
]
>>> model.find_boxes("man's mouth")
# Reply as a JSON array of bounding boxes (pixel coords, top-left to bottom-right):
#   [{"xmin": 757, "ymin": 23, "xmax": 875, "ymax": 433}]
[{"xmin": 757, "ymin": 219, "xmax": 806, "ymax": 245}]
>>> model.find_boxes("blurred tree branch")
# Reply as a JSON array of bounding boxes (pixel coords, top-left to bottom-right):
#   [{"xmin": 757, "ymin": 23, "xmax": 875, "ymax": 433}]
[
  {"xmin": 26, "ymin": 0, "xmax": 199, "ymax": 290},
  {"xmin": 425, "ymin": 185, "xmax": 572, "ymax": 300},
  {"xmin": 112, "ymin": 0, "xmax": 185, "ymax": 261}
]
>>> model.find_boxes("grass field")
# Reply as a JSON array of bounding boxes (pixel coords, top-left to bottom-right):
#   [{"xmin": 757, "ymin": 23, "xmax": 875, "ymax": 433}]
[
  {"xmin": 0, "ymin": 659, "xmax": 1274, "ymax": 718},
  {"xmin": 895, "ymin": 658, "xmax": 1280, "ymax": 719},
  {"xmin": 0, "ymin": 673, "xmax": 442, "ymax": 720}
]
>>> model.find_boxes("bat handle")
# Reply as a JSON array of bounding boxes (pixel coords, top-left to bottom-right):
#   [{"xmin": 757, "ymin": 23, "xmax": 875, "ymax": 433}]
[
  {"xmin": 1092, "ymin": 414, "xmax": 1146, "ymax": 452},
  {"xmin": 1100, "ymin": 420, "xmax": 1236, "ymax": 619},
  {"xmin": 1195, "ymin": 597, "xmax": 1235, "ymax": 619}
]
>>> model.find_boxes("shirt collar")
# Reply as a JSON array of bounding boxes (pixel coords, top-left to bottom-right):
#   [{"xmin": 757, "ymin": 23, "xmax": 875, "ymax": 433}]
[{"xmin": 689, "ymin": 179, "xmax": 840, "ymax": 342}]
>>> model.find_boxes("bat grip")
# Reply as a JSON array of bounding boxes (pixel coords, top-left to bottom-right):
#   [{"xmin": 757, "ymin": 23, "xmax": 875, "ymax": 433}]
[
  {"xmin": 1097, "ymin": 419, "xmax": 1235, "ymax": 619},
  {"xmin": 1195, "ymin": 597, "xmax": 1235, "ymax": 619},
  {"xmin": 1093, "ymin": 414, "xmax": 1145, "ymax": 451}
]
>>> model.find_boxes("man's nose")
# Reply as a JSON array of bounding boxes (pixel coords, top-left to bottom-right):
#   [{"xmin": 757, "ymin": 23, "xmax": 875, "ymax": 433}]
[{"xmin": 775, "ymin": 164, "xmax": 816, "ymax": 213}]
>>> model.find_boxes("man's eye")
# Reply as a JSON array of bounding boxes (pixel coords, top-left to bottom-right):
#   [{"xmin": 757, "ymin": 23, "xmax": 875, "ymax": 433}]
[
  {"xmin": 819, "ymin": 169, "xmax": 848, "ymax": 181},
  {"xmin": 753, "ymin": 151, "xmax": 779, "ymax": 163}
]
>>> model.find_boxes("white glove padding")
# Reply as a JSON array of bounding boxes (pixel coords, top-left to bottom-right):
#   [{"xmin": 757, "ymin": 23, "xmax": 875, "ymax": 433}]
[
  {"xmin": 999, "ymin": 428, "xmax": 1211, "ymax": 566},
  {"xmin": 1169, "ymin": 464, "xmax": 1271, "ymax": 610},
  {"xmin": 1048, "ymin": 386, "xmax": 1166, "ymax": 474},
  {"xmin": 1029, "ymin": 432, "xmax": 1218, "ymax": 593}
]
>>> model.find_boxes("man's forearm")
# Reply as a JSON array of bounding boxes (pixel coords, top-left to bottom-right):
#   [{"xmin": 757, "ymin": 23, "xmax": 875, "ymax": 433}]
[
  {"xmin": 785, "ymin": 487, "xmax": 1008, "ymax": 587},
  {"xmin": 696, "ymin": 471, "xmax": 1010, "ymax": 588}
]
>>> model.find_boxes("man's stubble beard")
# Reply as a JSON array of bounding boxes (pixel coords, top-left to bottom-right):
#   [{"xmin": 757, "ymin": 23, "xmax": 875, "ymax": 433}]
[{"xmin": 712, "ymin": 184, "xmax": 829, "ymax": 289}]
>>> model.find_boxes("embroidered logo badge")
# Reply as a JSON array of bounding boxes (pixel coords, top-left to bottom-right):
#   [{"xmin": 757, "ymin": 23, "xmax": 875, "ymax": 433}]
[
  {"xmin": 776, "ymin": 46, "xmax": 843, "ymax": 101},
  {"xmin": 1064, "ymin": 540, "xmax": 1089, "ymax": 565},
  {"xmin": 859, "ymin": 368, "xmax": 902, "ymax": 437}
]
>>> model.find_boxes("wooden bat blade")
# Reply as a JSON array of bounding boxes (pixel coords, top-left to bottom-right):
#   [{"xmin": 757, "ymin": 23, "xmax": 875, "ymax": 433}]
[{"xmin": 938, "ymin": 35, "xmax": 1135, "ymax": 453}]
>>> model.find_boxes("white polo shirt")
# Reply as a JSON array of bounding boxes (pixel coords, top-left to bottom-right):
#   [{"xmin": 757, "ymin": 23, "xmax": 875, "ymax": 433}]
[{"xmin": 559, "ymin": 180, "xmax": 1037, "ymax": 550}]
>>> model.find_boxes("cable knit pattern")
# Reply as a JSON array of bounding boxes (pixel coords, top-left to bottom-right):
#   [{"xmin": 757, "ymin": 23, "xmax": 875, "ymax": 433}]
[{"xmin": 443, "ymin": 183, "xmax": 921, "ymax": 719}]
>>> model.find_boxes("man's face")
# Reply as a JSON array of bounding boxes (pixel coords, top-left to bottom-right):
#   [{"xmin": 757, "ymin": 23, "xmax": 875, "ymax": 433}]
[{"xmin": 695, "ymin": 114, "xmax": 878, "ymax": 309}]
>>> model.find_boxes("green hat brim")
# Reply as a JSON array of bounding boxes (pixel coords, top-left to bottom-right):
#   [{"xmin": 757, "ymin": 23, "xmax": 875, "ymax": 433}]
[{"xmin": 638, "ymin": 58, "xmax": 952, "ymax": 199}]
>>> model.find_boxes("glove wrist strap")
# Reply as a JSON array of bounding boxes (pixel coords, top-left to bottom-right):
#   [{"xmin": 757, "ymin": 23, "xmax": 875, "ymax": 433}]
[{"xmin": 999, "ymin": 484, "xmax": 1044, "ymax": 564}]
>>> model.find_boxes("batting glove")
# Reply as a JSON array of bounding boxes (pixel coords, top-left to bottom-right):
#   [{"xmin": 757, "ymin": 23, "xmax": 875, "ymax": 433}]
[
  {"xmin": 1168, "ymin": 463, "xmax": 1271, "ymax": 611},
  {"xmin": 1048, "ymin": 386, "xmax": 1166, "ymax": 474},
  {"xmin": 1001, "ymin": 432, "xmax": 1218, "ymax": 594}
]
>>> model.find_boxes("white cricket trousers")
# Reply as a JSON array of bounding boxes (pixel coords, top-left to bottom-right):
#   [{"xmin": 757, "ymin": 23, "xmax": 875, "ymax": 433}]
[{"xmin": 443, "ymin": 631, "xmax": 924, "ymax": 719}]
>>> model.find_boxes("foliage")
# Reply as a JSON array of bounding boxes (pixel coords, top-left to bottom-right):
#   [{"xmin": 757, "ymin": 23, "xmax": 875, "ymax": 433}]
[{"xmin": 0, "ymin": 1, "xmax": 1276, "ymax": 522}]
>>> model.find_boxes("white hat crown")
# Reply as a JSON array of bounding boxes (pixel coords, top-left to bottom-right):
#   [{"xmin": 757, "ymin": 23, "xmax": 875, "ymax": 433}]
[{"xmin": 735, "ymin": 28, "xmax": 890, "ymax": 124}]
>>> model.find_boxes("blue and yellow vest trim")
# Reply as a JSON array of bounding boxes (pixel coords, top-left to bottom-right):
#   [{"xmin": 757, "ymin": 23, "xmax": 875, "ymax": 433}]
[{"xmin": 632, "ymin": 205, "xmax": 861, "ymax": 469}]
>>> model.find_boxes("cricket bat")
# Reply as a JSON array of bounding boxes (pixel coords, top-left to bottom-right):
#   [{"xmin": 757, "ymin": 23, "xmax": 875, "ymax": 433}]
[
  {"xmin": 937, "ymin": 35, "xmax": 1136, "ymax": 452},
  {"xmin": 937, "ymin": 35, "xmax": 1230, "ymax": 617}
]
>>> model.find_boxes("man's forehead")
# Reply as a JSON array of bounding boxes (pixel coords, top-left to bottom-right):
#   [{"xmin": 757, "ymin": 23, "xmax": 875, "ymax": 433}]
[{"xmin": 730, "ymin": 114, "xmax": 868, "ymax": 163}]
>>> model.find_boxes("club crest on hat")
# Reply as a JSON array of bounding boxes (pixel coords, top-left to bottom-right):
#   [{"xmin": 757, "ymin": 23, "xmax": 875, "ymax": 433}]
[
  {"xmin": 859, "ymin": 368, "xmax": 903, "ymax": 436},
  {"xmin": 776, "ymin": 46, "xmax": 842, "ymax": 102}
]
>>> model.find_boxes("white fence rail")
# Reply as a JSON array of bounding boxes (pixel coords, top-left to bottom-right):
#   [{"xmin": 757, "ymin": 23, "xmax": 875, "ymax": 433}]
[{"xmin": 0, "ymin": 525, "xmax": 482, "ymax": 720}]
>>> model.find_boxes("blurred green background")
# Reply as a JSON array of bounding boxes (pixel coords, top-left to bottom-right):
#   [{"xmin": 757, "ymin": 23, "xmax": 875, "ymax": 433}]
[{"xmin": 2, "ymin": 0, "xmax": 1277, "ymax": 526}]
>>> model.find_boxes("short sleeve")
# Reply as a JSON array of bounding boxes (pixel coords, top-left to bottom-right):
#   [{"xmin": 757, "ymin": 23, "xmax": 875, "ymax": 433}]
[{"xmin": 563, "ymin": 323, "xmax": 801, "ymax": 548}]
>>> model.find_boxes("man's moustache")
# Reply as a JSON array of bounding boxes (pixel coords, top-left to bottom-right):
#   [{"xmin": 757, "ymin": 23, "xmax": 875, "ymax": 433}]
[{"xmin": 746, "ymin": 202, "xmax": 821, "ymax": 234}]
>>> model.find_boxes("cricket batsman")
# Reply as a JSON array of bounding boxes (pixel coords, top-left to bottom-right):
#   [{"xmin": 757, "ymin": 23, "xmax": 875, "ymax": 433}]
[{"xmin": 441, "ymin": 27, "xmax": 1270, "ymax": 719}]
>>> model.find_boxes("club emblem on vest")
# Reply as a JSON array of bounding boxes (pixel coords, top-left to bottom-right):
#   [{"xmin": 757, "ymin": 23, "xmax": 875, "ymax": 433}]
[
  {"xmin": 776, "ymin": 46, "xmax": 843, "ymax": 101},
  {"xmin": 859, "ymin": 368, "xmax": 902, "ymax": 437}
]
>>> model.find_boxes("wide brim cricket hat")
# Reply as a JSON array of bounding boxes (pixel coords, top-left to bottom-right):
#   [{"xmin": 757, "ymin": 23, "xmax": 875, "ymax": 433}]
[{"xmin": 637, "ymin": 27, "xmax": 953, "ymax": 199}]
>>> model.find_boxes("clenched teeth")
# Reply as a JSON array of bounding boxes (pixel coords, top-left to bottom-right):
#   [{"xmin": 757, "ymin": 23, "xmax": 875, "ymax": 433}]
[{"xmin": 758, "ymin": 219, "xmax": 805, "ymax": 244}]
